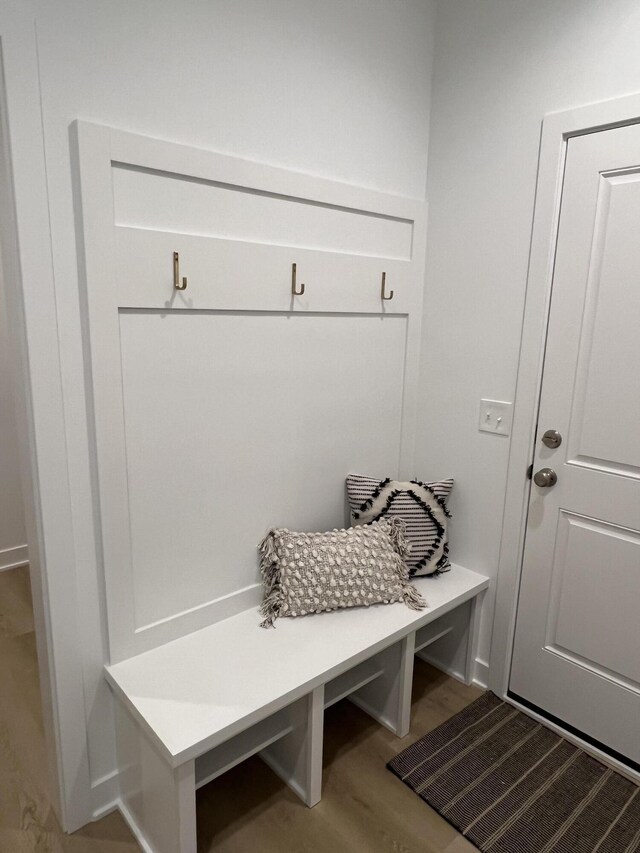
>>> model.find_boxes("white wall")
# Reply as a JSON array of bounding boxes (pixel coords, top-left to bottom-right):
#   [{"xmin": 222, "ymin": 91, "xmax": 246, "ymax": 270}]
[
  {"xmin": 415, "ymin": 0, "xmax": 640, "ymax": 677},
  {"xmin": 31, "ymin": 0, "xmax": 436, "ymax": 817},
  {"xmin": 0, "ymin": 262, "xmax": 26, "ymax": 570}
]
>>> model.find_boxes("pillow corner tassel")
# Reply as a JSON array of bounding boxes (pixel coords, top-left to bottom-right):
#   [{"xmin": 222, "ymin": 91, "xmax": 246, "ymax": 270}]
[{"xmin": 403, "ymin": 582, "xmax": 427, "ymax": 612}]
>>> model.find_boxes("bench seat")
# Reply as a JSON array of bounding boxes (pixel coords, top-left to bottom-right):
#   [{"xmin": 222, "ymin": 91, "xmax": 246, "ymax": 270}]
[{"xmin": 105, "ymin": 564, "xmax": 489, "ymax": 853}]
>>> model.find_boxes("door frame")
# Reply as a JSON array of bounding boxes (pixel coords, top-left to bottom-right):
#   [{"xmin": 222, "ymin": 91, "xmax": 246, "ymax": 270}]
[
  {"xmin": 489, "ymin": 92, "xmax": 640, "ymax": 723},
  {"xmin": 0, "ymin": 1, "xmax": 92, "ymax": 831}
]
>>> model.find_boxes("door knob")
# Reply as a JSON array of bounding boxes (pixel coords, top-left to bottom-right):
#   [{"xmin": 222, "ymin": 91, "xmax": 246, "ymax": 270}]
[
  {"xmin": 541, "ymin": 429, "xmax": 562, "ymax": 449},
  {"xmin": 533, "ymin": 467, "xmax": 557, "ymax": 488}
]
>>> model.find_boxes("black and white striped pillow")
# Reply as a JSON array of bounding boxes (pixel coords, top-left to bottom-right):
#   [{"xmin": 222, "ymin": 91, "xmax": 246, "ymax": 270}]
[{"xmin": 346, "ymin": 474, "xmax": 453, "ymax": 577}]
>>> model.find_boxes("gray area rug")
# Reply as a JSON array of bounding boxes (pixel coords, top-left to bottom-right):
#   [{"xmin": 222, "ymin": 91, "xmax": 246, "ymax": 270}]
[{"xmin": 387, "ymin": 692, "xmax": 640, "ymax": 852}]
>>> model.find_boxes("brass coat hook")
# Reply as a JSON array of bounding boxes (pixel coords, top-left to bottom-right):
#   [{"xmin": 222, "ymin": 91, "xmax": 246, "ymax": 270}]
[
  {"xmin": 173, "ymin": 251, "xmax": 187, "ymax": 290},
  {"xmin": 291, "ymin": 262, "xmax": 305, "ymax": 296},
  {"xmin": 381, "ymin": 271, "xmax": 393, "ymax": 301}
]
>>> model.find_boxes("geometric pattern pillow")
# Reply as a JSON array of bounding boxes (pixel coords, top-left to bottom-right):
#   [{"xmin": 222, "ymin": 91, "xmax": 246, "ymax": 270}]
[
  {"xmin": 258, "ymin": 517, "xmax": 425, "ymax": 627},
  {"xmin": 346, "ymin": 474, "xmax": 453, "ymax": 578}
]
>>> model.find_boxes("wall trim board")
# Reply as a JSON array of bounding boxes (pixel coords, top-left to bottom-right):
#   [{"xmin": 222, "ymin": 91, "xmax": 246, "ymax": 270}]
[
  {"xmin": 74, "ymin": 120, "xmax": 428, "ymax": 664},
  {"xmin": 116, "ymin": 800, "xmax": 157, "ymax": 853},
  {"xmin": 0, "ymin": 2, "xmax": 92, "ymax": 831},
  {"xmin": 134, "ymin": 583, "xmax": 263, "ymax": 644},
  {"xmin": 90, "ymin": 770, "xmax": 120, "ymax": 822},
  {"xmin": 489, "ymin": 91, "xmax": 640, "ymax": 700},
  {"xmin": 106, "ymin": 125, "xmax": 426, "ymax": 222},
  {"xmin": 0, "ymin": 543, "xmax": 27, "ymax": 572},
  {"xmin": 472, "ymin": 658, "xmax": 489, "ymax": 690}
]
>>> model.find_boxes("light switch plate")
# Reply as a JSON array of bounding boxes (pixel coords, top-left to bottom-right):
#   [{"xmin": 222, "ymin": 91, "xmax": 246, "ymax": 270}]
[{"xmin": 478, "ymin": 399, "xmax": 513, "ymax": 435}]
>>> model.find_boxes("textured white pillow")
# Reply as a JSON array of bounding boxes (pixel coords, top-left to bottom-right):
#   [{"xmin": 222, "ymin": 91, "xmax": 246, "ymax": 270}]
[
  {"xmin": 346, "ymin": 474, "xmax": 453, "ymax": 577},
  {"xmin": 258, "ymin": 517, "xmax": 425, "ymax": 628}
]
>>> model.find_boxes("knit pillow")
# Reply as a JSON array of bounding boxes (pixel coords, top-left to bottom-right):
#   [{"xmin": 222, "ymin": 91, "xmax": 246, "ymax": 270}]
[
  {"xmin": 346, "ymin": 474, "xmax": 453, "ymax": 577},
  {"xmin": 258, "ymin": 517, "xmax": 425, "ymax": 628}
]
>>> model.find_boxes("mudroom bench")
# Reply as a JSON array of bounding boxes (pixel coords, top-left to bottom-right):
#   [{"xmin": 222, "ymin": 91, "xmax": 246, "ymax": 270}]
[{"xmin": 105, "ymin": 565, "xmax": 488, "ymax": 853}]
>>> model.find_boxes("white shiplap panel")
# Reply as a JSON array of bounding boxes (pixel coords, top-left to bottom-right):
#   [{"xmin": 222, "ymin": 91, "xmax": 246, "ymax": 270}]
[
  {"xmin": 74, "ymin": 121, "xmax": 427, "ymax": 661},
  {"xmin": 119, "ymin": 310, "xmax": 406, "ymax": 631}
]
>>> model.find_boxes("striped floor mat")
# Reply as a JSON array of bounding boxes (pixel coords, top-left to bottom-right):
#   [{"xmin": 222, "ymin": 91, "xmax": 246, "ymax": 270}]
[{"xmin": 387, "ymin": 692, "xmax": 640, "ymax": 852}]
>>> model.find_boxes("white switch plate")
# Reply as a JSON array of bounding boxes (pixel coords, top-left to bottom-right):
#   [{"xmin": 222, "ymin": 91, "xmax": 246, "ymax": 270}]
[{"xmin": 479, "ymin": 399, "xmax": 513, "ymax": 435}]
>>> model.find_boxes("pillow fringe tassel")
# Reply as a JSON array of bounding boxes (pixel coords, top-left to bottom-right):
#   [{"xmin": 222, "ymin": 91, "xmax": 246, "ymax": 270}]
[
  {"xmin": 259, "ymin": 590, "xmax": 280, "ymax": 628},
  {"xmin": 387, "ymin": 515, "xmax": 411, "ymax": 560},
  {"xmin": 387, "ymin": 518, "xmax": 427, "ymax": 610},
  {"xmin": 258, "ymin": 529, "xmax": 281, "ymax": 628}
]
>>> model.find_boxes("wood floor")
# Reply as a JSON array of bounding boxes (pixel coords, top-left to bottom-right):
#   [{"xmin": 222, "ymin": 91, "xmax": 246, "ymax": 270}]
[{"xmin": 0, "ymin": 564, "xmax": 482, "ymax": 852}]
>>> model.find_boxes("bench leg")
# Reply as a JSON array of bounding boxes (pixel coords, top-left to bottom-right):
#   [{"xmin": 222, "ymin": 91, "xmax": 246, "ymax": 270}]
[
  {"xmin": 260, "ymin": 686, "xmax": 324, "ymax": 807},
  {"xmin": 350, "ymin": 634, "xmax": 415, "ymax": 737},
  {"xmin": 463, "ymin": 594, "xmax": 482, "ymax": 685},
  {"xmin": 115, "ymin": 702, "xmax": 197, "ymax": 853}
]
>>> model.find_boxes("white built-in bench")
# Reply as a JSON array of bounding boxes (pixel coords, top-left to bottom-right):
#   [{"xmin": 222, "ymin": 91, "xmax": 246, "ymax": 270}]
[{"xmin": 105, "ymin": 565, "xmax": 488, "ymax": 853}]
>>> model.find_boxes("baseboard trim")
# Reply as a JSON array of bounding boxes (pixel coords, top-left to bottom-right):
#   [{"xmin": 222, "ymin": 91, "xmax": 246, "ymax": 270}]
[{"xmin": 0, "ymin": 544, "xmax": 28, "ymax": 572}]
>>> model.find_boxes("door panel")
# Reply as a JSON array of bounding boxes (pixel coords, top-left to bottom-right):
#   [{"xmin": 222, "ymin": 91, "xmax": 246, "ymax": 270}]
[
  {"xmin": 510, "ymin": 123, "xmax": 640, "ymax": 763},
  {"xmin": 547, "ymin": 512, "xmax": 640, "ymax": 689},
  {"xmin": 569, "ymin": 171, "xmax": 640, "ymax": 473}
]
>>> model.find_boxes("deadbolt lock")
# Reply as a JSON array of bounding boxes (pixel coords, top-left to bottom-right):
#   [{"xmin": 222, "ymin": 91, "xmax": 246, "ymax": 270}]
[
  {"xmin": 533, "ymin": 468, "xmax": 557, "ymax": 488},
  {"xmin": 541, "ymin": 429, "xmax": 562, "ymax": 449}
]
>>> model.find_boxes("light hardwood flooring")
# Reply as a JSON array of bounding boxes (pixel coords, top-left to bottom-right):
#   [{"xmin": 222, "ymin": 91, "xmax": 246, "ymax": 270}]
[
  {"xmin": 0, "ymin": 565, "xmax": 138, "ymax": 853},
  {"xmin": 0, "ymin": 564, "xmax": 482, "ymax": 852}
]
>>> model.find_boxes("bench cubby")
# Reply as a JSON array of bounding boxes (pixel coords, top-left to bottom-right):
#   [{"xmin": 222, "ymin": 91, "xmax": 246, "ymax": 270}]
[
  {"xmin": 194, "ymin": 706, "xmax": 295, "ymax": 790},
  {"xmin": 415, "ymin": 609, "xmax": 457, "ymax": 653},
  {"xmin": 324, "ymin": 658, "xmax": 385, "ymax": 709}
]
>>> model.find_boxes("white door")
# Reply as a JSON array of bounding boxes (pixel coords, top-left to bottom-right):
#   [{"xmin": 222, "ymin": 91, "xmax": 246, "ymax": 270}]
[{"xmin": 510, "ymin": 122, "xmax": 640, "ymax": 765}]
